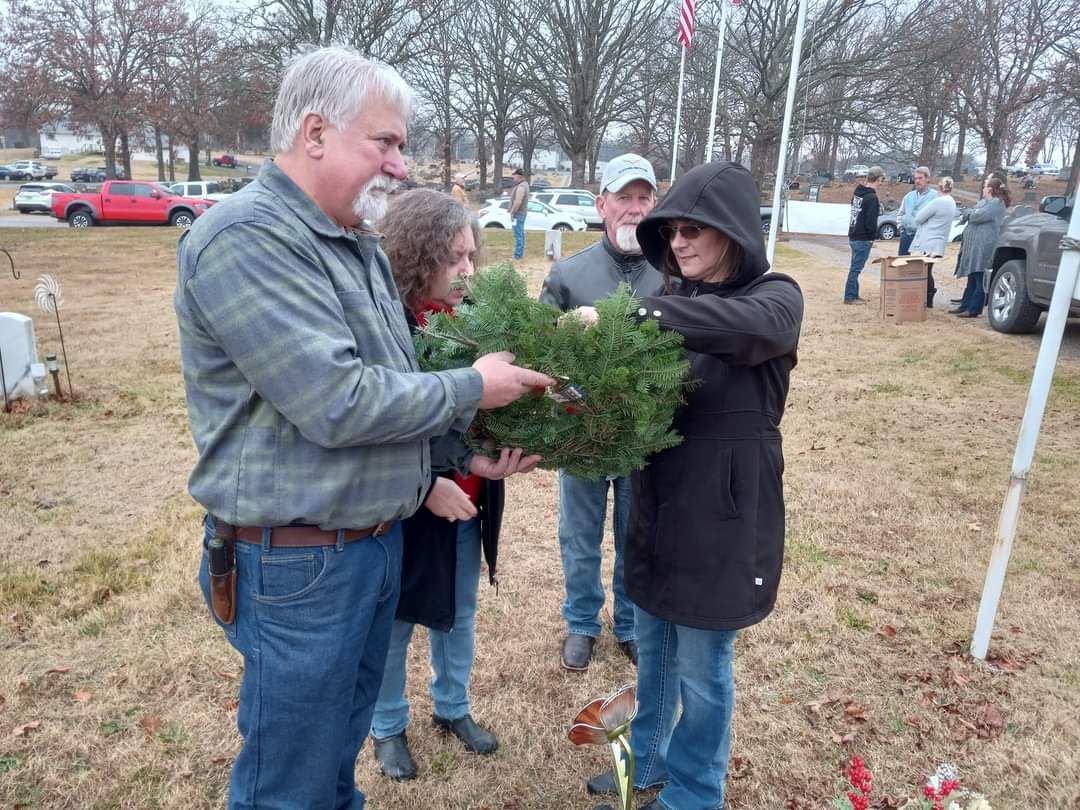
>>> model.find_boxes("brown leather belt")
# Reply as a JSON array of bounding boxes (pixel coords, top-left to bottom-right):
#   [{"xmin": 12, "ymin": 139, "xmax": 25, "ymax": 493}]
[{"xmin": 215, "ymin": 519, "xmax": 393, "ymax": 548}]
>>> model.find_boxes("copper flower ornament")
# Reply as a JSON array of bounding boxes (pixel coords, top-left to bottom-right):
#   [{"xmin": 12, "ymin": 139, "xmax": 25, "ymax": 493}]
[{"xmin": 569, "ymin": 683, "xmax": 637, "ymax": 810}]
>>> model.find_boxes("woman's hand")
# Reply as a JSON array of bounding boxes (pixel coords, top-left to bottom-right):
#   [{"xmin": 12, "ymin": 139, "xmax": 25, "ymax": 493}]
[
  {"xmin": 469, "ymin": 447, "xmax": 543, "ymax": 479},
  {"xmin": 561, "ymin": 306, "xmax": 599, "ymax": 326},
  {"xmin": 424, "ymin": 477, "xmax": 478, "ymax": 522}
]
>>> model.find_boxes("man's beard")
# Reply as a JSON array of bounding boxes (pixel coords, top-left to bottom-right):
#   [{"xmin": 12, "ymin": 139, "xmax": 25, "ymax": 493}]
[
  {"xmin": 614, "ymin": 223, "xmax": 642, "ymax": 253},
  {"xmin": 352, "ymin": 175, "xmax": 396, "ymax": 224}
]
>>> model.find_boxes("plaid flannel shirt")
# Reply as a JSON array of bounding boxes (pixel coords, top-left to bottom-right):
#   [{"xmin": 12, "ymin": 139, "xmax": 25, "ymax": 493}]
[{"xmin": 174, "ymin": 163, "xmax": 483, "ymax": 529}]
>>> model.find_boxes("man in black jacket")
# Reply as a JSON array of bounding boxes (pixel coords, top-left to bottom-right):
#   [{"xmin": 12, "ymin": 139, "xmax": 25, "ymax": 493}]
[
  {"xmin": 844, "ymin": 166, "xmax": 884, "ymax": 303},
  {"xmin": 539, "ymin": 154, "xmax": 662, "ymax": 671}
]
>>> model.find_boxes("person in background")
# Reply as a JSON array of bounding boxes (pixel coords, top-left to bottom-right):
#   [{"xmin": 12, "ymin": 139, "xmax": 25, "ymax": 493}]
[
  {"xmin": 951, "ymin": 177, "xmax": 1010, "ymax": 318},
  {"xmin": 897, "ymin": 166, "xmax": 935, "ymax": 256},
  {"xmin": 844, "ymin": 166, "xmax": 885, "ymax": 304},
  {"xmin": 508, "ymin": 168, "xmax": 530, "ymax": 260},
  {"xmin": 910, "ymin": 176, "xmax": 958, "ymax": 308},
  {"xmin": 578, "ymin": 162, "xmax": 803, "ymax": 810},
  {"xmin": 370, "ymin": 189, "xmax": 541, "ymax": 779},
  {"xmin": 451, "ymin": 174, "xmax": 467, "ymax": 204},
  {"xmin": 539, "ymin": 153, "xmax": 662, "ymax": 672}
]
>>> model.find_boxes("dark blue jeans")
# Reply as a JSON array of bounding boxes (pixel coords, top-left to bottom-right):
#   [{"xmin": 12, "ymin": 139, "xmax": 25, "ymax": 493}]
[
  {"xmin": 200, "ymin": 516, "xmax": 403, "ymax": 810},
  {"xmin": 898, "ymin": 230, "xmax": 915, "ymax": 256},
  {"xmin": 845, "ymin": 240, "xmax": 872, "ymax": 301},
  {"xmin": 512, "ymin": 214, "xmax": 526, "ymax": 259},
  {"xmin": 959, "ymin": 272, "xmax": 986, "ymax": 315}
]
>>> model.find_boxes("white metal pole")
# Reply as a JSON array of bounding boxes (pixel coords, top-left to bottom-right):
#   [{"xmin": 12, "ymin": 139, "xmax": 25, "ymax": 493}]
[
  {"xmin": 670, "ymin": 47, "xmax": 687, "ymax": 185},
  {"xmin": 705, "ymin": 1, "xmax": 729, "ymax": 163},
  {"xmin": 765, "ymin": 0, "xmax": 807, "ymax": 267},
  {"xmin": 971, "ymin": 204, "xmax": 1080, "ymax": 660}
]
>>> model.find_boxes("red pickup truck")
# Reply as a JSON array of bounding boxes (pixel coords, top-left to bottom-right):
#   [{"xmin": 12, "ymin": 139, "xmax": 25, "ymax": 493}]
[{"xmin": 51, "ymin": 180, "xmax": 214, "ymax": 228}]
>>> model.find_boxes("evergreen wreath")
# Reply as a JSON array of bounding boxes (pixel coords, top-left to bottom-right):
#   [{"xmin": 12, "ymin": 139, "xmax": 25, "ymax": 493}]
[{"xmin": 414, "ymin": 264, "xmax": 691, "ymax": 479}]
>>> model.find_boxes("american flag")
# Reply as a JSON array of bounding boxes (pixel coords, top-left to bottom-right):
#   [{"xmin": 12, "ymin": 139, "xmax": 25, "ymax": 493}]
[{"xmin": 677, "ymin": 0, "xmax": 696, "ymax": 48}]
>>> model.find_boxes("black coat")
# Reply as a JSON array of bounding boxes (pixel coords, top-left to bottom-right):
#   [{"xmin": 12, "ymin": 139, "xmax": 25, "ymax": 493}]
[
  {"xmin": 395, "ymin": 304, "xmax": 505, "ymax": 632},
  {"xmin": 396, "ymin": 474, "xmax": 504, "ymax": 632},
  {"xmin": 628, "ymin": 161, "xmax": 804, "ymax": 630}
]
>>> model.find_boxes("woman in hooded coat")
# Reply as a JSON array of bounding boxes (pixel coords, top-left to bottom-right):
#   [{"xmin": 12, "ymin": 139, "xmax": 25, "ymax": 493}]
[{"xmin": 584, "ymin": 162, "xmax": 803, "ymax": 810}]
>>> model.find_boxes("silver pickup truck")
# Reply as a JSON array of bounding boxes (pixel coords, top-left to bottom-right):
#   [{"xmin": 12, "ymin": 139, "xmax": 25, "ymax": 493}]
[{"xmin": 987, "ymin": 194, "xmax": 1077, "ymax": 333}]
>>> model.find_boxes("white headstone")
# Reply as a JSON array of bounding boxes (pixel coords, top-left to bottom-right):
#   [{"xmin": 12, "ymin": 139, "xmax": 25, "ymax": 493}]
[
  {"xmin": 544, "ymin": 229, "xmax": 563, "ymax": 261},
  {"xmin": 0, "ymin": 312, "xmax": 40, "ymax": 399}
]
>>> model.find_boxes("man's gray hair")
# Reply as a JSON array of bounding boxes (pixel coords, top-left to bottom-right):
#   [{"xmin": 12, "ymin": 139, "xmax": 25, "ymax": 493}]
[
  {"xmin": 270, "ymin": 46, "xmax": 414, "ymax": 155},
  {"xmin": 867, "ymin": 166, "xmax": 886, "ymax": 182},
  {"xmin": 915, "ymin": 166, "xmax": 931, "ymax": 177}
]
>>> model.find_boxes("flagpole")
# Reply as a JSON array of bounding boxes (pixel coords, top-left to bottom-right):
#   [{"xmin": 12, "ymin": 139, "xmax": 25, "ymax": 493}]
[
  {"xmin": 765, "ymin": 0, "xmax": 807, "ymax": 267},
  {"xmin": 670, "ymin": 46, "xmax": 687, "ymax": 185},
  {"xmin": 705, "ymin": 1, "xmax": 728, "ymax": 162}
]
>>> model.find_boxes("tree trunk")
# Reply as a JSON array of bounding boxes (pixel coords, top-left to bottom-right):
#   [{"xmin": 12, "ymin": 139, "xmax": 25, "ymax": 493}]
[
  {"xmin": 102, "ymin": 127, "xmax": 119, "ymax": 179},
  {"xmin": 119, "ymin": 132, "xmax": 133, "ymax": 180},
  {"xmin": 952, "ymin": 109, "xmax": 967, "ymax": 178},
  {"xmin": 442, "ymin": 131, "xmax": 453, "ymax": 192},
  {"xmin": 984, "ymin": 131, "xmax": 1003, "ymax": 173},
  {"xmin": 522, "ymin": 143, "xmax": 534, "ymax": 178},
  {"xmin": 188, "ymin": 138, "xmax": 202, "ymax": 180},
  {"xmin": 476, "ymin": 132, "xmax": 488, "ymax": 188},
  {"xmin": 167, "ymin": 138, "xmax": 176, "ymax": 182},
  {"xmin": 750, "ymin": 131, "xmax": 778, "ymax": 188},
  {"xmin": 588, "ymin": 138, "xmax": 601, "ymax": 186},
  {"xmin": 492, "ymin": 130, "xmax": 506, "ymax": 193},
  {"xmin": 570, "ymin": 149, "xmax": 587, "ymax": 187},
  {"xmin": 734, "ymin": 131, "xmax": 746, "ymax": 165},
  {"xmin": 154, "ymin": 127, "xmax": 166, "ymax": 181},
  {"xmin": 1067, "ymin": 130, "xmax": 1080, "ymax": 197},
  {"xmin": 917, "ymin": 112, "xmax": 938, "ymax": 171}
]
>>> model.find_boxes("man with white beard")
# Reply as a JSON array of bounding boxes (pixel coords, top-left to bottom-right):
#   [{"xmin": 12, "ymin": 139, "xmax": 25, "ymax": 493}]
[
  {"xmin": 539, "ymin": 153, "xmax": 661, "ymax": 672},
  {"xmin": 174, "ymin": 46, "xmax": 552, "ymax": 809}
]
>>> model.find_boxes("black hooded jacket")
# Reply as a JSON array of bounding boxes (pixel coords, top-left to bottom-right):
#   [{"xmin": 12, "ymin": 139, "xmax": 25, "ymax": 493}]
[
  {"xmin": 848, "ymin": 183, "xmax": 880, "ymax": 241},
  {"xmin": 627, "ymin": 161, "xmax": 804, "ymax": 630}
]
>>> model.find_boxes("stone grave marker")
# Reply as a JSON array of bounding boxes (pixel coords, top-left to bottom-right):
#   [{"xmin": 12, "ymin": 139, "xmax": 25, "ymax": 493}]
[{"xmin": 0, "ymin": 312, "xmax": 39, "ymax": 401}]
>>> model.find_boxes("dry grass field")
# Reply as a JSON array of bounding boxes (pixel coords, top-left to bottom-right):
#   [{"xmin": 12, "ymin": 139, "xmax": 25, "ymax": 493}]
[{"xmin": 1, "ymin": 224, "xmax": 1079, "ymax": 809}]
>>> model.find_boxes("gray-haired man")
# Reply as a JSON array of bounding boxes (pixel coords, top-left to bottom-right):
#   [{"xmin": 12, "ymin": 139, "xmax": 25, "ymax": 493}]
[
  {"xmin": 539, "ymin": 154, "xmax": 662, "ymax": 671},
  {"xmin": 175, "ymin": 46, "xmax": 551, "ymax": 808}
]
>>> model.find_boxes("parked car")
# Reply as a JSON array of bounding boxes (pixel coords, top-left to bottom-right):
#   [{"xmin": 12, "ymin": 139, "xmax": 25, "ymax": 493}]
[
  {"xmin": 477, "ymin": 198, "xmax": 587, "ymax": 232},
  {"xmin": 0, "ymin": 164, "xmax": 31, "ymax": 181},
  {"xmin": 530, "ymin": 178, "xmax": 552, "ymax": 190},
  {"xmin": 532, "ymin": 189, "xmax": 601, "ymax": 229},
  {"xmin": 168, "ymin": 180, "xmax": 229, "ymax": 201},
  {"xmin": 985, "ymin": 194, "xmax": 1076, "ymax": 333},
  {"xmin": 1031, "ymin": 162, "xmax": 1060, "ymax": 176},
  {"xmin": 876, "ymin": 210, "xmax": 899, "ymax": 239},
  {"xmin": 70, "ymin": 165, "xmax": 127, "ymax": 183},
  {"xmin": 14, "ymin": 182, "xmax": 76, "ymax": 213},
  {"xmin": 211, "ymin": 154, "xmax": 238, "ymax": 168},
  {"xmin": 51, "ymin": 180, "xmax": 213, "ymax": 228},
  {"xmin": 843, "ymin": 164, "xmax": 870, "ymax": 181},
  {"xmin": 12, "ymin": 160, "xmax": 58, "ymax": 180},
  {"xmin": 759, "ymin": 204, "xmax": 783, "ymax": 235},
  {"xmin": 40, "ymin": 147, "xmax": 63, "ymax": 160}
]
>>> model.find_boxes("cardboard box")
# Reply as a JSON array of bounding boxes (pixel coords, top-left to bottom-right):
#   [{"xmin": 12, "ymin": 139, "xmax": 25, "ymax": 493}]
[{"xmin": 874, "ymin": 256, "xmax": 931, "ymax": 322}]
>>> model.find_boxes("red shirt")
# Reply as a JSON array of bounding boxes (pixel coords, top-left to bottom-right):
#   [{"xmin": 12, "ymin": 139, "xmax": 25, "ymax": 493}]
[{"xmin": 415, "ymin": 300, "xmax": 483, "ymax": 506}]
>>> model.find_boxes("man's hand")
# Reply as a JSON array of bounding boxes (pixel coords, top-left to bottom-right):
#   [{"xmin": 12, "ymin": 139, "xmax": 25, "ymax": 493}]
[
  {"xmin": 469, "ymin": 447, "xmax": 543, "ymax": 479},
  {"xmin": 424, "ymin": 477, "xmax": 478, "ymax": 522},
  {"xmin": 473, "ymin": 351, "xmax": 555, "ymax": 409}
]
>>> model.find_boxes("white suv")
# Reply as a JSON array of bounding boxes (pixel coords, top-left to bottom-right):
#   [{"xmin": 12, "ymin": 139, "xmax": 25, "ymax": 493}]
[
  {"xmin": 12, "ymin": 160, "xmax": 47, "ymax": 180},
  {"xmin": 168, "ymin": 181, "xmax": 229, "ymax": 201},
  {"xmin": 14, "ymin": 182, "xmax": 76, "ymax": 213},
  {"xmin": 532, "ymin": 190, "xmax": 601, "ymax": 229}
]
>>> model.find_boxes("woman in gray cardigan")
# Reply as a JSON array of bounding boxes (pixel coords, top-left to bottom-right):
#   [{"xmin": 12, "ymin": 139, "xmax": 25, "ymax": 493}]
[
  {"xmin": 911, "ymin": 176, "xmax": 957, "ymax": 308},
  {"xmin": 951, "ymin": 177, "xmax": 1010, "ymax": 317}
]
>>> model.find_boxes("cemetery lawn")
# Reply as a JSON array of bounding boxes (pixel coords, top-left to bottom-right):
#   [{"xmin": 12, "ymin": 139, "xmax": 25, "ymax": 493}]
[{"xmin": 1, "ymin": 226, "xmax": 1079, "ymax": 809}]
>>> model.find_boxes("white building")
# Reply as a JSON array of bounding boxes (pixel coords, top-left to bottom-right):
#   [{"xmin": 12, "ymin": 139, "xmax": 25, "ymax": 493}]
[{"xmin": 38, "ymin": 123, "xmax": 104, "ymax": 155}]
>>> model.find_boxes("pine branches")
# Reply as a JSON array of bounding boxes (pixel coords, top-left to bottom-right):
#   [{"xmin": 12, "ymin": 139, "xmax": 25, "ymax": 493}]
[{"xmin": 416, "ymin": 264, "xmax": 691, "ymax": 479}]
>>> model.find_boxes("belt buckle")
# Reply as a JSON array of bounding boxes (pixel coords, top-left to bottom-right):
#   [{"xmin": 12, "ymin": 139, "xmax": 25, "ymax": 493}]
[{"xmin": 372, "ymin": 521, "xmax": 392, "ymax": 537}]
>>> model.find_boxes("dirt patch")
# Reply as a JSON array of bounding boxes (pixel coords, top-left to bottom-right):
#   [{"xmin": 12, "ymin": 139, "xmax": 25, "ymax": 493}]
[{"xmin": 1, "ymin": 229, "xmax": 1079, "ymax": 808}]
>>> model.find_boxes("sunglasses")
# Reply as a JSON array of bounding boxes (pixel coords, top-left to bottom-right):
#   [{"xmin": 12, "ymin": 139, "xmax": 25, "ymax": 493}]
[{"xmin": 658, "ymin": 223, "xmax": 708, "ymax": 241}]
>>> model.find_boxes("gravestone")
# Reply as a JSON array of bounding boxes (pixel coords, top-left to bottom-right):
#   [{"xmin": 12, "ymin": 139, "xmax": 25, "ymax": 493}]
[
  {"xmin": 0, "ymin": 312, "xmax": 39, "ymax": 400},
  {"xmin": 544, "ymin": 229, "xmax": 563, "ymax": 261},
  {"xmin": 807, "ymin": 184, "xmax": 822, "ymax": 202}
]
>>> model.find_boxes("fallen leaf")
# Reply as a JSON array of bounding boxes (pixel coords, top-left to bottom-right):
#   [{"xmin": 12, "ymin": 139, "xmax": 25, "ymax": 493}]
[
  {"xmin": 986, "ymin": 654, "xmax": 1027, "ymax": 673},
  {"xmin": 780, "ymin": 696, "xmax": 796, "ymax": 705},
  {"xmin": 13, "ymin": 720, "xmax": 41, "ymax": 737},
  {"xmin": 831, "ymin": 730, "xmax": 857, "ymax": 744},
  {"xmin": 222, "ymin": 699, "xmax": 239, "ymax": 712},
  {"xmin": 980, "ymin": 704, "xmax": 1005, "ymax": 733},
  {"xmin": 138, "ymin": 714, "xmax": 163, "ymax": 736},
  {"xmin": 211, "ymin": 756, "xmax": 231, "ymax": 765},
  {"xmin": 843, "ymin": 702, "xmax": 867, "ymax": 722},
  {"xmin": 729, "ymin": 755, "xmax": 752, "ymax": 778},
  {"xmin": 73, "ymin": 689, "xmax": 93, "ymax": 702},
  {"xmin": 214, "ymin": 671, "xmax": 237, "ymax": 681},
  {"xmin": 44, "ymin": 666, "xmax": 71, "ymax": 675},
  {"xmin": 877, "ymin": 624, "xmax": 897, "ymax": 638}
]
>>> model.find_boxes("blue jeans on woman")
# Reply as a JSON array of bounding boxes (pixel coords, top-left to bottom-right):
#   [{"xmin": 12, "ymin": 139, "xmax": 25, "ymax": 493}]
[
  {"xmin": 512, "ymin": 213, "xmax": 527, "ymax": 259},
  {"xmin": 630, "ymin": 604, "xmax": 738, "ymax": 809},
  {"xmin": 959, "ymin": 271, "xmax": 986, "ymax": 315},
  {"xmin": 845, "ymin": 240, "xmax": 872, "ymax": 301},
  {"xmin": 558, "ymin": 472, "xmax": 635, "ymax": 642},
  {"xmin": 371, "ymin": 518, "xmax": 482, "ymax": 738},
  {"xmin": 199, "ymin": 515, "xmax": 402, "ymax": 810}
]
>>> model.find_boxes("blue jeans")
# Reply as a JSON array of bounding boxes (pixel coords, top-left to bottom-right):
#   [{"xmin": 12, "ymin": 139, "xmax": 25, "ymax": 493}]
[
  {"xmin": 845, "ymin": 240, "xmax": 872, "ymax": 301},
  {"xmin": 630, "ymin": 604, "xmax": 738, "ymax": 809},
  {"xmin": 371, "ymin": 518, "xmax": 481, "ymax": 737},
  {"xmin": 898, "ymin": 230, "xmax": 915, "ymax": 256},
  {"xmin": 959, "ymin": 272, "xmax": 986, "ymax": 315},
  {"xmin": 199, "ymin": 516, "xmax": 402, "ymax": 810},
  {"xmin": 558, "ymin": 472, "xmax": 635, "ymax": 641},
  {"xmin": 512, "ymin": 213, "xmax": 526, "ymax": 258}
]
